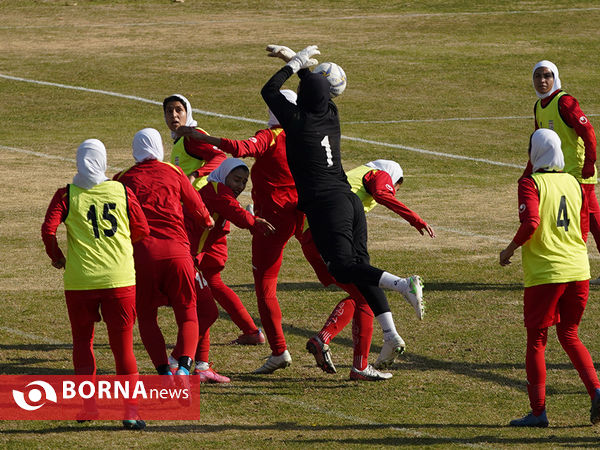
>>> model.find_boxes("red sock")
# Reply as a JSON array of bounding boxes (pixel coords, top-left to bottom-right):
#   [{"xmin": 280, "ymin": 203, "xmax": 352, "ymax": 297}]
[
  {"xmin": 318, "ymin": 297, "xmax": 355, "ymax": 344},
  {"xmin": 255, "ymin": 276, "xmax": 286, "ymax": 354},
  {"xmin": 137, "ymin": 303, "xmax": 168, "ymax": 369},
  {"xmin": 526, "ymin": 327, "xmax": 548, "ymax": 414},
  {"xmin": 557, "ymin": 322, "xmax": 600, "ymax": 397},
  {"xmin": 352, "ymin": 297, "xmax": 374, "ymax": 370}
]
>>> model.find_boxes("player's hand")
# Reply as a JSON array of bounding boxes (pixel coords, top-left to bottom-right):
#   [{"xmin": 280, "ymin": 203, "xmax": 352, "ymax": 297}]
[
  {"xmin": 52, "ymin": 257, "xmax": 66, "ymax": 269},
  {"xmin": 175, "ymin": 126, "xmax": 200, "ymax": 138},
  {"xmin": 286, "ymin": 45, "xmax": 320, "ymax": 73},
  {"xmin": 582, "ymin": 160, "xmax": 596, "ymax": 179},
  {"xmin": 204, "ymin": 216, "xmax": 215, "ymax": 230},
  {"xmin": 417, "ymin": 224, "xmax": 436, "ymax": 238},
  {"xmin": 253, "ymin": 217, "xmax": 276, "ymax": 236},
  {"xmin": 266, "ymin": 44, "xmax": 296, "ymax": 62},
  {"xmin": 499, "ymin": 247, "xmax": 513, "ymax": 266}
]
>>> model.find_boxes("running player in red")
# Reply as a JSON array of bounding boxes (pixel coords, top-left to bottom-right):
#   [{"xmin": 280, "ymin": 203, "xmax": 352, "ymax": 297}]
[
  {"xmin": 175, "ymin": 90, "xmax": 304, "ymax": 374},
  {"xmin": 173, "ymin": 158, "xmax": 275, "ymax": 378},
  {"xmin": 42, "ymin": 139, "xmax": 149, "ymax": 430},
  {"xmin": 302, "ymin": 160, "xmax": 435, "ymax": 380},
  {"xmin": 163, "ymin": 94, "xmax": 226, "ymax": 189},
  {"xmin": 522, "ymin": 61, "xmax": 600, "ymax": 282},
  {"xmin": 500, "ymin": 129, "xmax": 600, "ymax": 427},
  {"xmin": 114, "ymin": 128, "xmax": 214, "ymax": 386}
]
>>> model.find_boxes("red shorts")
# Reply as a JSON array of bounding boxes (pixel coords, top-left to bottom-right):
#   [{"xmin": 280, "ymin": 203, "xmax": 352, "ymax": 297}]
[
  {"xmin": 582, "ymin": 183, "xmax": 600, "ymax": 215},
  {"xmin": 64, "ymin": 285, "xmax": 136, "ymax": 330},
  {"xmin": 523, "ymin": 280, "xmax": 589, "ymax": 329}
]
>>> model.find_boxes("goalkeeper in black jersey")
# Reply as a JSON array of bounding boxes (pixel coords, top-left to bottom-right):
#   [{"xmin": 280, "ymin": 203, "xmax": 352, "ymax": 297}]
[{"xmin": 261, "ymin": 44, "xmax": 426, "ymax": 374}]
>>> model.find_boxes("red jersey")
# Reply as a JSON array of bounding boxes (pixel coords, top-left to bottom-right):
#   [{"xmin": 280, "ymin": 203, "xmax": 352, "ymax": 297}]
[
  {"xmin": 41, "ymin": 184, "xmax": 149, "ymax": 264},
  {"xmin": 522, "ymin": 90, "xmax": 597, "ymax": 178},
  {"xmin": 188, "ymin": 181, "xmax": 257, "ymax": 267},
  {"xmin": 362, "ymin": 170, "xmax": 427, "ymax": 229},
  {"xmin": 218, "ymin": 127, "xmax": 298, "ymax": 212},
  {"xmin": 513, "ymin": 174, "xmax": 589, "ymax": 246},
  {"xmin": 114, "ymin": 160, "xmax": 211, "ymax": 259}
]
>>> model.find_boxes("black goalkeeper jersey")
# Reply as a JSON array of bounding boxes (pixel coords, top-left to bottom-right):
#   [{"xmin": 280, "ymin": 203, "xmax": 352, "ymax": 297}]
[{"xmin": 261, "ymin": 66, "xmax": 351, "ymax": 210}]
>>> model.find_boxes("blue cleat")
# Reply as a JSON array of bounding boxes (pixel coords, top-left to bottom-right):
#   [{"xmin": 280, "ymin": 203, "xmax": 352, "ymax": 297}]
[
  {"xmin": 591, "ymin": 388, "xmax": 600, "ymax": 425},
  {"xmin": 123, "ymin": 419, "xmax": 146, "ymax": 430},
  {"xmin": 509, "ymin": 410, "xmax": 549, "ymax": 428}
]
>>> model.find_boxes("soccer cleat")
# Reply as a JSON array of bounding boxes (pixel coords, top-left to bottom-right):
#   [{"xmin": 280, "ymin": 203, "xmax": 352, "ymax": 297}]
[
  {"xmin": 350, "ymin": 365, "xmax": 393, "ymax": 381},
  {"xmin": 591, "ymin": 388, "xmax": 600, "ymax": 425},
  {"xmin": 373, "ymin": 335, "xmax": 406, "ymax": 370},
  {"xmin": 174, "ymin": 367, "xmax": 192, "ymax": 406},
  {"xmin": 123, "ymin": 419, "xmax": 147, "ymax": 430},
  {"xmin": 403, "ymin": 275, "xmax": 425, "ymax": 320},
  {"xmin": 306, "ymin": 336, "xmax": 336, "ymax": 374},
  {"xmin": 509, "ymin": 410, "xmax": 549, "ymax": 428},
  {"xmin": 253, "ymin": 350, "xmax": 292, "ymax": 374},
  {"xmin": 193, "ymin": 364, "xmax": 231, "ymax": 384},
  {"xmin": 231, "ymin": 329, "xmax": 266, "ymax": 345}
]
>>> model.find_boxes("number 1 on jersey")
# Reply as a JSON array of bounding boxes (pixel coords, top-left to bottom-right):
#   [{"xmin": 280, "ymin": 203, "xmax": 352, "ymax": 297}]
[
  {"xmin": 556, "ymin": 195, "xmax": 570, "ymax": 231},
  {"xmin": 321, "ymin": 136, "xmax": 333, "ymax": 167}
]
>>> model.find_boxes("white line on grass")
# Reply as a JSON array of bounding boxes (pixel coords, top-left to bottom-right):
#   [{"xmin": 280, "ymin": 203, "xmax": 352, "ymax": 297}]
[
  {"xmin": 0, "ymin": 7, "xmax": 598, "ymax": 30},
  {"xmin": 0, "ymin": 73, "xmax": 522, "ymax": 168}
]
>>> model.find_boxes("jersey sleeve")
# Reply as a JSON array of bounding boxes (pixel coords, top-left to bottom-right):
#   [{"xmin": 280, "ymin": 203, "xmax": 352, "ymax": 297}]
[
  {"xmin": 41, "ymin": 187, "xmax": 68, "ymax": 263},
  {"xmin": 559, "ymin": 94, "xmax": 597, "ymax": 166},
  {"xmin": 261, "ymin": 66, "xmax": 297, "ymax": 129},
  {"xmin": 512, "ymin": 176, "xmax": 540, "ymax": 246},
  {"xmin": 184, "ymin": 131, "xmax": 227, "ymax": 177},
  {"xmin": 211, "ymin": 185, "xmax": 256, "ymax": 230},
  {"xmin": 178, "ymin": 168, "xmax": 213, "ymax": 228},
  {"xmin": 364, "ymin": 171, "xmax": 427, "ymax": 228},
  {"xmin": 218, "ymin": 129, "xmax": 273, "ymax": 158},
  {"xmin": 124, "ymin": 186, "xmax": 150, "ymax": 243}
]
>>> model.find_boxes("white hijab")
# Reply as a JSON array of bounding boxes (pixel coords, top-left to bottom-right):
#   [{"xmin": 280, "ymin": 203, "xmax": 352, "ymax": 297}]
[
  {"xmin": 267, "ymin": 89, "xmax": 297, "ymax": 128},
  {"xmin": 168, "ymin": 94, "xmax": 198, "ymax": 140},
  {"xmin": 365, "ymin": 159, "xmax": 403, "ymax": 184},
  {"xmin": 207, "ymin": 158, "xmax": 247, "ymax": 184},
  {"xmin": 132, "ymin": 128, "xmax": 164, "ymax": 162},
  {"xmin": 530, "ymin": 128, "xmax": 564, "ymax": 172},
  {"xmin": 532, "ymin": 60, "xmax": 562, "ymax": 99},
  {"xmin": 72, "ymin": 139, "xmax": 109, "ymax": 189}
]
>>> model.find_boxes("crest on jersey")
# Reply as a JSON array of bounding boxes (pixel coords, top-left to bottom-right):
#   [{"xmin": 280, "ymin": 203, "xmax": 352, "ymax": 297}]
[{"xmin": 580, "ymin": 116, "xmax": 589, "ymax": 125}]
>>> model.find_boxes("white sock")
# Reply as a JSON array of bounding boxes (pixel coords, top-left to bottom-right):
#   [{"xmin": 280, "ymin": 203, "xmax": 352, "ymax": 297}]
[
  {"xmin": 375, "ymin": 312, "xmax": 400, "ymax": 341},
  {"xmin": 195, "ymin": 361, "xmax": 209, "ymax": 371},
  {"xmin": 378, "ymin": 271, "xmax": 409, "ymax": 293}
]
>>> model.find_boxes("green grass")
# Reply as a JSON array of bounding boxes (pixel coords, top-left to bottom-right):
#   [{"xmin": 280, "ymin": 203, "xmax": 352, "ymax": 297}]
[{"xmin": 2, "ymin": 1, "xmax": 600, "ymax": 447}]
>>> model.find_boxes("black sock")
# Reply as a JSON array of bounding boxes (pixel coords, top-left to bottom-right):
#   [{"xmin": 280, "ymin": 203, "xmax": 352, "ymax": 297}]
[
  {"xmin": 178, "ymin": 356, "xmax": 193, "ymax": 372},
  {"xmin": 156, "ymin": 364, "xmax": 170, "ymax": 375}
]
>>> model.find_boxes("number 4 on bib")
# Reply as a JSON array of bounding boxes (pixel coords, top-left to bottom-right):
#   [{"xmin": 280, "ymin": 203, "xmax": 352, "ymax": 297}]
[{"xmin": 556, "ymin": 195, "xmax": 570, "ymax": 231}]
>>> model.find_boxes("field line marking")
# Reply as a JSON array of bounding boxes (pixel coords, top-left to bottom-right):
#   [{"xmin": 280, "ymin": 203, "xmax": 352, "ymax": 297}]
[
  {"xmin": 0, "ymin": 73, "xmax": 522, "ymax": 169},
  {"xmin": 0, "ymin": 7, "xmax": 598, "ymax": 30}
]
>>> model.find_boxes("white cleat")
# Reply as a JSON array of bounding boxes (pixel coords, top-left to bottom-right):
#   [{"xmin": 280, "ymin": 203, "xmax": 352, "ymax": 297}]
[
  {"xmin": 403, "ymin": 275, "xmax": 425, "ymax": 320},
  {"xmin": 350, "ymin": 364, "xmax": 393, "ymax": 381},
  {"xmin": 253, "ymin": 350, "xmax": 292, "ymax": 374},
  {"xmin": 373, "ymin": 335, "xmax": 405, "ymax": 370}
]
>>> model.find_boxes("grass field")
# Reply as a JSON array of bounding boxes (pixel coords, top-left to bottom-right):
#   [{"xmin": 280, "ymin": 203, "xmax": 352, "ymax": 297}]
[{"xmin": 2, "ymin": 0, "xmax": 600, "ymax": 447}]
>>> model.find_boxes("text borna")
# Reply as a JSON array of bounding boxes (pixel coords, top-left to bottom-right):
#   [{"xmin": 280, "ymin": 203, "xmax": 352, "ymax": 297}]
[{"xmin": 62, "ymin": 381, "xmax": 190, "ymax": 400}]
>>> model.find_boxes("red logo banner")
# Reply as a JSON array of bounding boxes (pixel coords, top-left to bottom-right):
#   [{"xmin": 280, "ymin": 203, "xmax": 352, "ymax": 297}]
[{"xmin": 0, "ymin": 375, "xmax": 200, "ymax": 420}]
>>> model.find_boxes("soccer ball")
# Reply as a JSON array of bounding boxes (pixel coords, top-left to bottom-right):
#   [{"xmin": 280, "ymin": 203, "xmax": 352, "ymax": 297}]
[{"xmin": 313, "ymin": 62, "xmax": 347, "ymax": 97}]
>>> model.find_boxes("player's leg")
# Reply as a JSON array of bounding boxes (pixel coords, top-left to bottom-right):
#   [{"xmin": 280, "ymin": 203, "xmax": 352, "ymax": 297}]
[
  {"xmin": 203, "ymin": 266, "xmax": 263, "ymax": 344},
  {"xmin": 65, "ymin": 290, "xmax": 100, "ymax": 420},
  {"xmin": 510, "ymin": 284, "xmax": 562, "ymax": 427},
  {"xmin": 100, "ymin": 285, "xmax": 145, "ymax": 429},
  {"xmin": 252, "ymin": 229, "xmax": 288, "ymax": 356},
  {"xmin": 555, "ymin": 280, "xmax": 600, "ymax": 423},
  {"xmin": 164, "ymin": 256, "xmax": 199, "ymax": 376}
]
